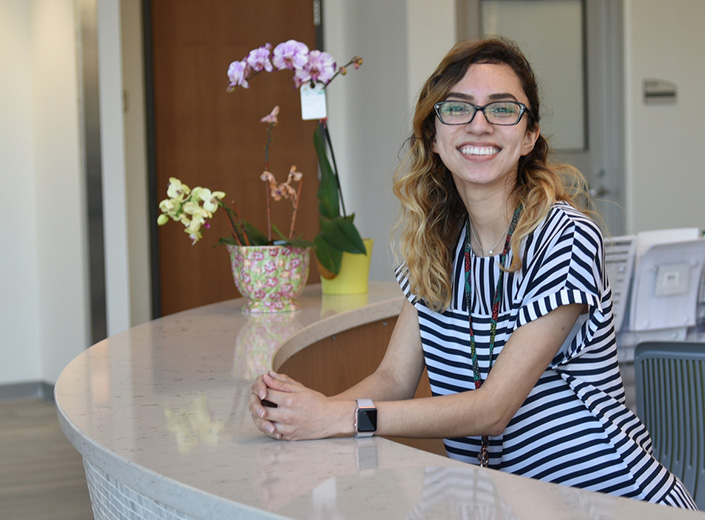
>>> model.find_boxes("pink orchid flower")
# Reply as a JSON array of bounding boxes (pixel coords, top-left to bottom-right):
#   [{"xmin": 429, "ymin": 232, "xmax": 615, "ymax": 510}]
[
  {"xmin": 288, "ymin": 165, "xmax": 303, "ymax": 183},
  {"xmin": 296, "ymin": 50, "xmax": 336, "ymax": 85},
  {"xmin": 227, "ymin": 60, "xmax": 249, "ymax": 89},
  {"xmin": 260, "ymin": 106, "xmax": 279, "ymax": 125},
  {"xmin": 246, "ymin": 44, "xmax": 273, "ymax": 72},
  {"xmin": 272, "ymin": 40, "xmax": 309, "ymax": 71}
]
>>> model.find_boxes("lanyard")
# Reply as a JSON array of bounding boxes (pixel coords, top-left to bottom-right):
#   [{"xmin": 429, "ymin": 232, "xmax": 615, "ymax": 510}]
[{"xmin": 463, "ymin": 204, "xmax": 521, "ymax": 467}]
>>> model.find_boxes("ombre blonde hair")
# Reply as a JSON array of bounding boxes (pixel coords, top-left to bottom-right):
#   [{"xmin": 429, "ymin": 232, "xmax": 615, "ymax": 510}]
[{"xmin": 393, "ymin": 37, "xmax": 594, "ymax": 312}]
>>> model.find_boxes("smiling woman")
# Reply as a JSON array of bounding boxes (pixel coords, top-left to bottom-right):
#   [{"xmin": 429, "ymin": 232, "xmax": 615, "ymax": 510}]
[{"xmin": 247, "ymin": 37, "xmax": 699, "ymax": 510}]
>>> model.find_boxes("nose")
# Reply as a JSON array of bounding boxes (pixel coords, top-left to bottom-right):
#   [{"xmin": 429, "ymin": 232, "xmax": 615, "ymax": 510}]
[{"xmin": 466, "ymin": 107, "xmax": 493, "ymax": 131}]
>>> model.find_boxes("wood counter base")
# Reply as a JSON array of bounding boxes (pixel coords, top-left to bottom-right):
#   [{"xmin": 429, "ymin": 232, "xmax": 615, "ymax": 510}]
[{"xmin": 278, "ymin": 317, "xmax": 446, "ymax": 456}]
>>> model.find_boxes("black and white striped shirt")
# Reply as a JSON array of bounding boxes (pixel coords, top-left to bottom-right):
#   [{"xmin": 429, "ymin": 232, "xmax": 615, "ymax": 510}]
[{"xmin": 396, "ymin": 202, "xmax": 696, "ymax": 508}]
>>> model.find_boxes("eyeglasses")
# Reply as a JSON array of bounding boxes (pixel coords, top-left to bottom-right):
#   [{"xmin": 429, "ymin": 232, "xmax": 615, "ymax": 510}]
[{"xmin": 434, "ymin": 100, "xmax": 531, "ymax": 126}]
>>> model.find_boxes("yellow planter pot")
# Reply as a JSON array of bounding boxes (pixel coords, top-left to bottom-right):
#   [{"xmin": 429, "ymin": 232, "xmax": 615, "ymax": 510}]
[{"xmin": 321, "ymin": 239, "xmax": 374, "ymax": 295}]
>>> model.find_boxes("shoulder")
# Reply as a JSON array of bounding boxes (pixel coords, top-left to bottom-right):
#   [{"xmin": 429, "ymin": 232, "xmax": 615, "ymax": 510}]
[
  {"xmin": 532, "ymin": 202, "xmax": 603, "ymax": 253},
  {"xmin": 543, "ymin": 201, "xmax": 601, "ymax": 233}
]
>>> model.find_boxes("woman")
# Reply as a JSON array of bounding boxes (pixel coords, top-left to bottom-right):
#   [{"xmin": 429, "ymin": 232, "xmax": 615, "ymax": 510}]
[{"xmin": 250, "ymin": 38, "xmax": 697, "ymax": 509}]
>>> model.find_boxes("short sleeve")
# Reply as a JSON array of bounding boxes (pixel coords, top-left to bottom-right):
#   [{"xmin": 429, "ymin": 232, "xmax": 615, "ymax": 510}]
[
  {"xmin": 394, "ymin": 263, "xmax": 417, "ymax": 304},
  {"xmin": 513, "ymin": 209, "xmax": 609, "ymax": 366}
]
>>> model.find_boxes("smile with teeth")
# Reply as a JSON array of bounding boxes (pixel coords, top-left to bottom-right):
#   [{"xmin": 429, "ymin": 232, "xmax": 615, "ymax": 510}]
[{"xmin": 459, "ymin": 145, "xmax": 500, "ymax": 156}]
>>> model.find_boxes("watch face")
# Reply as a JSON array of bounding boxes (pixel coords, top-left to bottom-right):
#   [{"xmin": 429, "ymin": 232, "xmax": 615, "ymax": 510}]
[{"xmin": 357, "ymin": 408, "xmax": 377, "ymax": 432}]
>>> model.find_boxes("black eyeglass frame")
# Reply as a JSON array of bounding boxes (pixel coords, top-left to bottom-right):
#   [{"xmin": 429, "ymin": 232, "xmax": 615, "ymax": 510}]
[{"xmin": 433, "ymin": 100, "xmax": 532, "ymax": 126}]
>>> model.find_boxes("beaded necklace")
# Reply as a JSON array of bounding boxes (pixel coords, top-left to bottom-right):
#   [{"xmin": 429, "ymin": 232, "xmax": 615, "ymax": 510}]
[{"xmin": 463, "ymin": 204, "xmax": 521, "ymax": 468}]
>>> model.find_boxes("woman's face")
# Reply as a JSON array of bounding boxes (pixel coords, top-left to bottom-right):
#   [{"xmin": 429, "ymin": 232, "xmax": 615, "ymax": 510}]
[{"xmin": 431, "ymin": 63, "xmax": 539, "ymax": 201}]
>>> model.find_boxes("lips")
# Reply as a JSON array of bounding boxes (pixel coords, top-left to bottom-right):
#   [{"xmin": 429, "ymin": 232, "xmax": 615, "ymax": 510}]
[{"xmin": 458, "ymin": 144, "xmax": 500, "ymax": 157}]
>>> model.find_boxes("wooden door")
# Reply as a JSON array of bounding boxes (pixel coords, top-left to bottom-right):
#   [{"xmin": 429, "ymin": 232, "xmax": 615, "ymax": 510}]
[{"xmin": 150, "ymin": 0, "xmax": 320, "ymax": 316}]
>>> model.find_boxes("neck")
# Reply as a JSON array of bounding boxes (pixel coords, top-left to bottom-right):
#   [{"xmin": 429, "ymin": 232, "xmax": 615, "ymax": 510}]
[
  {"xmin": 453, "ymin": 173, "xmax": 517, "ymax": 255},
  {"xmin": 464, "ymin": 193, "xmax": 516, "ymax": 256}
]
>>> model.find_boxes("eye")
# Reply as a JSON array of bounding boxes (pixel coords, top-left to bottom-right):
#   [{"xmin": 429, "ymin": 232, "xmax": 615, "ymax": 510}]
[
  {"xmin": 441, "ymin": 102, "xmax": 472, "ymax": 117},
  {"xmin": 487, "ymin": 102, "xmax": 520, "ymax": 118}
]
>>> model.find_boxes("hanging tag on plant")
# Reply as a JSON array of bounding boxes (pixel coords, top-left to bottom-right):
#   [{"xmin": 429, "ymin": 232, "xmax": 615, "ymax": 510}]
[{"xmin": 300, "ymin": 83, "xmax": 327, "ymax": 120}]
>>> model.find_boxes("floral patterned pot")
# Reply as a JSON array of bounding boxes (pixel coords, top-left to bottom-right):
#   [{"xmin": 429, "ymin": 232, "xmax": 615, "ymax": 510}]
[{"xmin": 227, "ymin": 245, "xmax": 310, "ymax": 313}]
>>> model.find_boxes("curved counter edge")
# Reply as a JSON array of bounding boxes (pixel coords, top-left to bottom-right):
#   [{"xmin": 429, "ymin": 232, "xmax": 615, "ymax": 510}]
[{"xmin": 54, "ymin": 282, "xmax": 704, "ymax": 520}]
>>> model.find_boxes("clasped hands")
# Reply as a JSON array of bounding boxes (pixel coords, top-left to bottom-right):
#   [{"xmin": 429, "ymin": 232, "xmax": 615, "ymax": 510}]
[{"xmin": 249, "ymin": 371, "xmax": 355, "ymax": 441}]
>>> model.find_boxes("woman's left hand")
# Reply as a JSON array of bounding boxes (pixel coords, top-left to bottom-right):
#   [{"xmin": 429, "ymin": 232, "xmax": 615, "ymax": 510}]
[{"xmin": 250, "ymin": 371, "xmax": 355, "ymax": 441}]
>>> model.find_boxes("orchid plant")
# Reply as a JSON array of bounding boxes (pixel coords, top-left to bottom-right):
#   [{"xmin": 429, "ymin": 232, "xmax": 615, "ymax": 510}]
[
  {"xmin": 157, "ymin": 107, "xmax": 312, "ymax": 249},
  {"xmin": 227, "ymin": 39, "xmax": 366, "ymax": 277}
]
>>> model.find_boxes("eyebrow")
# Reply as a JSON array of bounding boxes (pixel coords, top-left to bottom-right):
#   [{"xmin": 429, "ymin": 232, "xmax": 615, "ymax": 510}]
[{"xmin": 446, "ymin": 92, "xmax": 520, "ymax": 102}]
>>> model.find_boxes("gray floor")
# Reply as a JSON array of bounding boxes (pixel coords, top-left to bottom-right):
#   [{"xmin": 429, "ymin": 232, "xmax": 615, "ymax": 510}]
[{"xmin": 0, "ymin": 399, "xmax": 94, "ymax": 520}]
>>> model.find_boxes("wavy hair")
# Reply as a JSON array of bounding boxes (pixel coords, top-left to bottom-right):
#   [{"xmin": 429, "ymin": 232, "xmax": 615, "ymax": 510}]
[{"xmin": 393, "ymin": 37, "xmax": 594, "ymax": 311}]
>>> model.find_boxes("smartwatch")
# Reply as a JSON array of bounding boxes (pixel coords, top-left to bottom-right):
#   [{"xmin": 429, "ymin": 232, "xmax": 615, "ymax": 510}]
[{"xmin": 354, "ymin": 399, "xmax": 377, "ymax": 437}]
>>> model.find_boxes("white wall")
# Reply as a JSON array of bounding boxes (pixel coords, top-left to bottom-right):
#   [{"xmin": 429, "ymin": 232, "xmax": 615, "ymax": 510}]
[
  {"xmin": 0, "ymin": 0, "xmax": 43, "ymax": 384},
  {"xmin": 324, "ymin": 0, "xmax": 457, "ymax": 281},
  {"xmin": 0, "ymin": 0, "xmax": 142, "ymax": 388},
  {"xmin": 121, "ymin": 0, "xmax": 152, "ymax": 328},
  {"xmin": 97, "ymin": 0, "xmax": 133, "ymax": 336},
  {"xmin": 624, "ymin": 0, "xmax": 705, "ymax": 234},
  {"xmin": 0, "ymin": 0, "xmax": 90, "ymax": 385}
]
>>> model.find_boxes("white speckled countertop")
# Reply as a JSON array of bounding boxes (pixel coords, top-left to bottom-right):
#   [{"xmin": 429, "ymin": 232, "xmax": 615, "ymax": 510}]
[{"xmin": 55, "ymin": 282, "xmax": 703, "ymax": 519}]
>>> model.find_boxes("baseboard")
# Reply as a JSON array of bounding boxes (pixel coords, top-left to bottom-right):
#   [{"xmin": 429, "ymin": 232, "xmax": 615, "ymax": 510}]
[{"xmin": 0, "ymin": 381, "xmax": 55, "ymax": 403}]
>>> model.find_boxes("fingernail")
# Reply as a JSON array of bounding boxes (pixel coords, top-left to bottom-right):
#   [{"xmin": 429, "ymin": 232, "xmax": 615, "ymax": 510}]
[{"xmin": 266, "ymin": 424, "xmax": 275, "ymax": 435}]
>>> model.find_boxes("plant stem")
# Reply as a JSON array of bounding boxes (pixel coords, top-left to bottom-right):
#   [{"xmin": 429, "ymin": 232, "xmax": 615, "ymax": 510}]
[
  {"xmin": 264, "ymin": 126, "xmax": 272, "ymax": 164},
  {"xmin": 224, "ymin": 214, "xmax": 243, "ymax": 246},
  {"xmin": 322, "ymin": 57, "xmax": 361, "ymax": 90},
  {"xmin": 264, "ymin": 180, "xmax": 272, "ymax": 242},
  {"xmin": 289, "ymin": 179, "xmax": 303, "ymax": 240},
  {"xmin": 221, "ymin": 200, "xmax": 246, "ymax": 246},
  {"xmin": 231, "ymin": 200, "xmax": 250, "ymax": 246},
  {"xmin": 319, "ymin": 120, "xmax": 347, "ymax": 217}
]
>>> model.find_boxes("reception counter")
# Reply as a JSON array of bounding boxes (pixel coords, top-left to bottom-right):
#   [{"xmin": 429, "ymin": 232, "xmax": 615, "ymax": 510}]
[{"xmin": 55, "ymin": 282, "xmax": 703, "ymax": 519}]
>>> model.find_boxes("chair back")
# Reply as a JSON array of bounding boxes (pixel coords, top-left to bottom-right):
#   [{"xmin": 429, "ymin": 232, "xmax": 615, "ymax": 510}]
[{"xmin": 634, "ymin": 341, "xmax": 705, "ymax": 509}]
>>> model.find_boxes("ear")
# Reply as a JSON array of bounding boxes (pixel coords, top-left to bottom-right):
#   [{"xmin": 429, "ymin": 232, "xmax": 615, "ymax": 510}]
[
  {"xmin": 431, "ymin": 136, "xmax": 438, "ymax": 154},
  {"xmin": 521, "ymin": 125, "xmax": 540, "ymax": 156}
]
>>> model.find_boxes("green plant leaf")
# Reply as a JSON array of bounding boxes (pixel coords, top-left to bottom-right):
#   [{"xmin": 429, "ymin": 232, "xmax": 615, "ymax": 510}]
[
  {"xmin": 286, "ymin": 237, "xmax": 316, "ymax": 249},
  {"xmin": 214, "ymin": 235, "xmax": 237, "ymax": 247},
  {"xmin": 314, "ymin": 234, "xmax": 343, "ymax": 274},
  {"xmin": 314, "ymin": 126, "xmax": 339, "ymax": 220},
  {"xmin": 271, "ymin": 224, "xmax": 314, "ymax": 249},
  {"xmin": 319, "ymin": 215, "xmax": 366, "ymax": 254},
  {"xmin": 241, "ymin": 220, "xmax": 269, "ymax": 245},
  {"xmin": 271, "ymin": 223, "xmax": 287, "ymax": 241}
]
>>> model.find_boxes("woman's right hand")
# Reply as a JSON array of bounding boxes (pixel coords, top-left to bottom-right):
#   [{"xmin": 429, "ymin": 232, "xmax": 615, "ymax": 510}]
[
  {"xmin": 249, "ymin": 371, "xmax": 355, "ymax": 441},
  {"xmin": 250, "ymin": 373, "xmax": 282, "ymax": 439}
]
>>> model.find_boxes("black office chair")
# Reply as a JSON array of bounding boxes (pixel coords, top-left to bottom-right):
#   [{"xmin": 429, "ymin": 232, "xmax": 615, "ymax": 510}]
[{"xmin": 634, "ymin": 341, "xmax": 705, "ymax": 509}]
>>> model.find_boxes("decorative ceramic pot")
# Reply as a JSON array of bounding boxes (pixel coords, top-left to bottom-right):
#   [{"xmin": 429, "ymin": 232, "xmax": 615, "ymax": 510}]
[
  {"xmin": 227, "ymin": 245, "xmax": 310, "ymax": 313},
  {"xmin": 320, "ymin": 238, "xmax": 374, "ymax": 295}
]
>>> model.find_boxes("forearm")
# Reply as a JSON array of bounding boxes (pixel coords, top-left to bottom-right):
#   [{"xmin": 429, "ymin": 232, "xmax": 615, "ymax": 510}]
[
  {"xmin": 374, "ymin": 388, "xmax": 503, "ymax": 439},
  {"xmin": 332, "ymin": 365, "xmax": 419, "ymax": 402}
]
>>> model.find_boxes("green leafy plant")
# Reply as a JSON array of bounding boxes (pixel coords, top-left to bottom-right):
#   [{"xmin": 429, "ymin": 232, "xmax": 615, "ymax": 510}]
[
  {"xmin": 312, "ymin": 122, "xmax": 366, "ymax": 276},
  {"xmin": 227, "ymin": 40, "xmax": 366, "ymax": 276}
]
